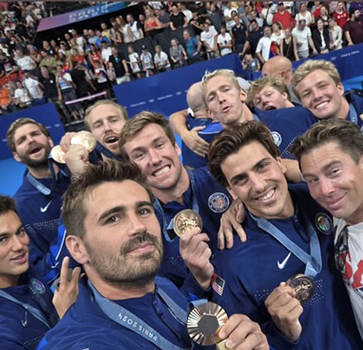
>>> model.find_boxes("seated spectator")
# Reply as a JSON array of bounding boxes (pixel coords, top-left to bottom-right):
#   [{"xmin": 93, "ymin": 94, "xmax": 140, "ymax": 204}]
[
  {"xmin": 100, "ymin": 40, "xmax": 112, "ymax": 64},
  {"xmin": 242, "ymin": 53, "xmax": 260, "ymax": 72},
  {"xmin": 140, "ymin": 45, "xmax": 154, "ymax": 77},
  {"xmin": 57, "ymin": 51, "xmax": 73, "ymax": 73},
  {"xmin": 312, "ymin": 17, "xmax": 330, "ymax": 54},
  {"xmin": 71, "ymin": 47, "xmax": 85, "ymax": 66},
  {"xmin": 0, "ymin": 51, "xmax": 19, "ymax": 87},
  {"xmin": 295, "ymin": 2, "xmax": 314, "ymax": 27},
  {"xmin": 50, "ymin": 39, "xmax": 59, "ymax": 55},
  {"xmin": 43, "ymin": 40, "xmax": 56, "ymax": 56},
  {"xmin": 333, "ymin": 1, "xmax": 349, "ymax": 29},
  {"xmin": 87, "ymin": 29, "xmax": 98, "ymax": 45},
  {"xmin": 13, "ymin": 80, "xmax": 32, "ymax": 108},
  {"xmin": 292, "ymin": 19, "xmax": 317, "ymax": 59},
  {"xmin": 170, "ymin": 4, "xmax": 188, "ymax": 30},
  {"xmin": 0, "ymin": 84, "xmax": 16, "ymax": 114},
  {"xmin": 344, "ymin": 8, "xmax": 363, "ymax": 46},
  {"xmin": 328, "ymin": 17, "xmax": 343, "ymax": 50},
  {"xmin": 127, "ymin": 45, "xmax": 142, "ymax": 79},
  {"xmin": 109, "ymin": 19, "xmax": 123, "ymax": 45},
  {"xmin": 154, "ymin": 44, "xmax": 171, "ymax": 72},
  {"xmin": 183, "ymin": 29, "xmax": 202, "ymax": 63},
  {"xmin": 108, "ymin": 46, "xmax": 130, "ymax": 84},
  {"xmin": 156, "ymin": 7, "xmax": 171, "ymax": 29},
  {"xmin": 95, "ymin": 29, "xmax": 111, "ymax": 48},
  {"xmin": 169, "ymin": 38, "xmax": 188, "ymax": 68},
  {"xmin": 247, "ymin": 75, "xmax": 295, "ymax": 110},
  {"xmin": 144, "ymin": 8, "xmax": 162, "ymax": 36},
  {"xmin": 22, "ymin": 70, "xmax": 45, "ymax": 105},
  {"xmin": 28, "ymin": 45, "xmax": 42, "ymax": 64},
  {"xmin": 100, "ymin": 22, "xmax": 111, "ymax": 41},
  {"xmin": 280, "ymin": 27, "xmax": 298, "ymax": 61},
  {"xmin": 126, "ymin": 14, "xmax": 144, "ymax": 41},
  {"xmin": 217, "ymin": 25, "xmax": 233, "ymax": 56},
  {"xmin": 200, "ymin": 21, "xmax": 219, "ymax": 59}
]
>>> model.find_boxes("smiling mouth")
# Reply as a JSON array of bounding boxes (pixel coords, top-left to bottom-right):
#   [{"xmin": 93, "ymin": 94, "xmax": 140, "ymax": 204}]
[
  {"xmin": 315, "ymin": 101, "xmax": 329, "ymax": 110},
  {"xmin": 265, "ymin": 106, "xmax": 276, "ymax": 111},
  {"xmin": 256, "ymin": 188, "xmax": 276, "ymax": 202},
  {"xmin": 153, "ymin": 165, "xmax": 170, "ymax": 177},
  {"xmin": 11, "ymin": 251, "xmax": 28, "ymax": 263},
  {"xmin": 28, "ymin": 146, "xmax": 43, "ymax": 155}
]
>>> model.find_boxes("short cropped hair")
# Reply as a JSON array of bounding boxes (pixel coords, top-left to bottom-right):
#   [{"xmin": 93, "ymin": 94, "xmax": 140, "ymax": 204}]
[
  {"xmin": 62, "ymin": 159, "xmax": 150, "ymax": 239},
  {"xmin": 291, "ymin": 119, "xmax": 363, "ymax": 166},
  {"xmin": 118, "ymin": 111, "xmax": 176, "ymax": 160},
  {"xmin": 247, "ymin": 76, "xmax": 290, "ymax": 105},
  {"xmin": 291, "ymin": 60, "xmax": 341, "ymax": 100},
  {"xmin": 0, "ymin": 196, "xmax": 17, "ymax": 216},
  {"xmin": 7, "ymin": 118, "xmax": 50, "ymax": 153},
  {"xmin": 201, "ymin": 69, "xmax": 240, "ymax": 104},
  {"xmin": 208, "ymin": 121, "xmax": 280, "ymax": 187},
  {"xmin": 84, "ymin": 100, "xmax": 128, "ymax": 130}
]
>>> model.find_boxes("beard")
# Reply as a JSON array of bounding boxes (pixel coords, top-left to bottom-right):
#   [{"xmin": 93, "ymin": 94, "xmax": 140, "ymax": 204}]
[
  {"xmin": 19, "ymin": 142, "xmax": 52, "ymax": 168},
  {"xmin": 85, "ymin": 232, "xmax": 163, "ymax": 289}
]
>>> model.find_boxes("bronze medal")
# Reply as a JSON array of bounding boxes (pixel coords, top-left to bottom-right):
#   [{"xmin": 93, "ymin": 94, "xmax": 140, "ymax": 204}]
[
  {"xmin": 50, "ymin": 145, "xmax": 66, "ymax": 164},
  {"xmin": 187, "ymin": 302, "xmax": 228, "ymax": 348},
  {"xmin": 70, "ymin": 131, "xmax": 96, "ymax": 152},
  {"xmin": 287, "ymin": 274, "xmax": 315, "ymax": 304},
  {"xmin": 173, "ymin": 209, "xmax": 203, "ymax": 237}
]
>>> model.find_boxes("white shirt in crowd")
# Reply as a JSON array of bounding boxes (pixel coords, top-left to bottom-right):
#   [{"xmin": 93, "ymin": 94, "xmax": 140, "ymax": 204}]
[
  {"xmin": 292, "ymin": 26, "xmax": 312, "ymax": 53},
  {"xmin": 256, "ymin": 36, "xmax": 272, "ymax": 61},
  {"xmin": 201, "ymin": 26, "xmax": 218, "ymax": 51},
  {"xmin": 295, "ymin": 11, "xmax": 314, "ymax": 27},
  {"xmin": 16, "ymin": 55, "xmax": 37, "ymax": 71},
  {"xmin": 334, "ymin": 218, "xmax": 363, "ymax": 339},
  {"xmin": 154, "ymin": 51, "xmax": 171, "ymax": 69},
  {"xmin": 128, "ymin": 52, "xmax": 141, "ymax": 73},
  {"xmin": 217, "ymin": 32, "xmax": 233, "ymax": 56},
  {"xmin": 23, "ymin": 76, "xmax": 42, "ymax": 99},
  {"xmin": 101, "ymin": 47, "xmax": 112, "ymax": 63},
  {"xmin": 128, "ymin": 21, "xmax": 141, "ymax": 41},
  {"xmin": 14, "ymin": 87, "xmax": 32, "ymax": 105},
  {"xmin": 223, "ymin": 8, "xmax": 236, "ymax": 31}
]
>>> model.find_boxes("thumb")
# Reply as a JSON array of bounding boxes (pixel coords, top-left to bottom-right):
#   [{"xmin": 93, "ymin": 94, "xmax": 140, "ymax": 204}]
[{"xmin": 191, "ymin": 125, "xmax": 206, "ymax": 132}]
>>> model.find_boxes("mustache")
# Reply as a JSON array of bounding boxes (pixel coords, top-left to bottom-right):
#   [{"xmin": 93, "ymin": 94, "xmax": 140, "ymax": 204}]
[{"xmin": 121, "ymin": 232, "xmax": 160, "ymax": 255}]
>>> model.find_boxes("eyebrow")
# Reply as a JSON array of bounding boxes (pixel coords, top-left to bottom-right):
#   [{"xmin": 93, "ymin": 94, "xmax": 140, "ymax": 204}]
[
  {"xmin": 303, "ymin": 160, "xmax": 341, "ymax": 178},
  {"xmin": 0, "ymin": 224, "xmax": 24, "ymax": 237},
  {"xmin": 230, "ymin": 158, "xmax": 270, "ymax": 185},
  {"xmin": 97, "ymin": 201, "xmax": 153, "ymax": 223}
]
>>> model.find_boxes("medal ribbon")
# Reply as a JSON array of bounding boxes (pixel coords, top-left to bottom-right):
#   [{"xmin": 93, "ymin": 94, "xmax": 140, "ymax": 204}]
[
  {"xmin": 250, "ymin": 210, "xmax": 322, "ymax": 277},
  {"xmin": 153, "ymin": 170, "xmax": 200, "ymax": 242},
  {"xmin": 0, "ymin": 289, "xmax": 51, "ymax": 328},
  {"xmin": 88, "ymin": 281, "xmax": 189, "ymax": 350},
  {"xmin": 348, "ymin": 103, "xmax": 358, "ymax": 125}
]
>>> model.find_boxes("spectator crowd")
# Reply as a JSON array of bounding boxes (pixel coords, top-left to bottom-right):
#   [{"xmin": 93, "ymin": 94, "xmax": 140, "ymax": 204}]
[{"xmin": 0, "ymin": 1, "xmax": 362, "ymax": 124}]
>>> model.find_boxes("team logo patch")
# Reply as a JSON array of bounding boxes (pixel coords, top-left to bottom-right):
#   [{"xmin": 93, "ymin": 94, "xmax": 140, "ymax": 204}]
[
  {"xmin": 271, "ymin": 131, "xmax": 282, "ymax": 147},
  {"xmin": 211, "ymin": 273, "xmax": 225, "ymax": 296},
  {"xmin": 315, "ymin": 213, "xmax": 333, "ymax": 234},
  {"xmin": 30, "ymin": 278, "xmax": 46, "ymax": 295},
  {"xmin": 208, "ymin": 192, "xmax": 230, "ymax": 213}
]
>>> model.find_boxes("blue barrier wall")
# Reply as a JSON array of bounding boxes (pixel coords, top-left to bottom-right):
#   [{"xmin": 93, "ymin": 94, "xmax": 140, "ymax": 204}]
[
  {"xmin": 0, "ymin": 102, "xmax": 65, "ymax": 161},
  {"xmin": 114, "ymin": 53, "xmax": 244, "ymax": 118}
]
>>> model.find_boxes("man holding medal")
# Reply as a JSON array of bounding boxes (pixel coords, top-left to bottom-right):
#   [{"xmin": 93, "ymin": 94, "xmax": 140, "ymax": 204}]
[
  {"xmin": 39, "ymin": 159, "xmax": 269, "ymax": 350},
  {"xmin": 291, "ymin": 119, "xmax": 363, "ymax": 340},
  {"xmin": 180, "ymin": 121, "xmax": 362, "ymax": 349}
]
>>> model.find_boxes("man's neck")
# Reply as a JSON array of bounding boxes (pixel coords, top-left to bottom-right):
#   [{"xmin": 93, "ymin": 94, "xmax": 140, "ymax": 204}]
[
  {"xmin": 337, "ymin": 97, "xmax": 350, "ymax": 120},
  {"xmin": 88, "ymin": 271, "xmax": 155, "ymax": 300},
  {"xmin": 0, "ymin": 274, "xmax": 20, "ymax": 289},
  {"xmin": 28, "ymin": 163, "xmax": 56, "ymax": 179},
  {"xmin": 152, "ymin": 167, "xmax": 190, "ymax": 205},
  {"xmin": 225, "ymin": 103, "xmax": 254, "ymax": 128}
]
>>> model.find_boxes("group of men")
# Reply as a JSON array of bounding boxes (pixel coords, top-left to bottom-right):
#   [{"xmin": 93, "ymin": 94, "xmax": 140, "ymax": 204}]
[{"xmin": 1, "ymin": 55, "xmax": 363, "ymax": 349}]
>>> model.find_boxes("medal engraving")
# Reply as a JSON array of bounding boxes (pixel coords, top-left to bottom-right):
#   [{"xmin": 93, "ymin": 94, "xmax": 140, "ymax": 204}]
[
  {"xmin": 287, "ymin": 274, "xmax": 315, "ymax": 303},
  {"xmin": 173, "ymin": 209, "xmax": 203, "ymax": 237},
  {"xmin": 70, "ymin": 131, "xmax": 96, "ymax": 152},
  {"xmin": 187, "ymin": 302, "xmax": 228, "ymax": 346}
]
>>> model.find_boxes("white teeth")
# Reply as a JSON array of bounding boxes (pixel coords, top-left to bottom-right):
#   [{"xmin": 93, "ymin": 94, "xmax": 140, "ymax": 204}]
[
  {"xmin": 154, "ymin": 166, "xmax": 169, "ymax": 176},
  {"xmin": 316, "ymin": 101, "xmax": 328, "ymax": 109},
  {"xmin": 257, "ymin": 189, "xmax": 275, "ymax": 201}
]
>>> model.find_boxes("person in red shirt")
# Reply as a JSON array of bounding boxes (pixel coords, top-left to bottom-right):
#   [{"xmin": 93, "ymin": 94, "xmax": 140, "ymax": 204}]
[
  {"xmin": 333, "ymin": 1, "xmax": 349, "ymax": 29},
  {"xmin": 273, "ymin": 2, "xmax": 294, "ymax": 30}
]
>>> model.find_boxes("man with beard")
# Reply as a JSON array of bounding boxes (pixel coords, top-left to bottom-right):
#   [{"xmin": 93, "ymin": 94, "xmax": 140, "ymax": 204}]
[
  {"xmin": 38, "ymin": 159, "xmax": 269, "ymax": 350},
  {"xmin": 6, "ymin": 118, "xmax": 71, "ymax": 275}
]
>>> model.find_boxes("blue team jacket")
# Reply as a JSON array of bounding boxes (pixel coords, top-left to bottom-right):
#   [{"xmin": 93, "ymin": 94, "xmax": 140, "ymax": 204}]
[
  {"xmin": 155, "ymin": 167, "xmax": 231, "ymax": 288},
  {"xmin": 209, "ymin": 183, "xmax": 363, "ymax": 350},
  {"xmin": 0, "ymin": 272, "xmax": 58, "ymax": 350},
  {"xmin": 38, "ymin": 276, "xmax": 209, "ymax": 350}
]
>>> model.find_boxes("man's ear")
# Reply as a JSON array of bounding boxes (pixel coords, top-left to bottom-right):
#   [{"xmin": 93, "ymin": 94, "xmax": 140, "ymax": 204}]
[
  {"xmin": 66, "ymin": 235, "xmax": 89, "ymax": 265},
  {"xmin": 240, "ymin": 88, "xmax": 247, "ymax": 103},
  {"xmin": 226, "ymin": 185, "xmax": 239, "ymax": 201},
  {"xmin": 336, "ymin": 82, "xmax": 345, "ymax": 97},
  {"xmin": 13, "ymin": 151, "xmax": 21, "ymax": 163}
]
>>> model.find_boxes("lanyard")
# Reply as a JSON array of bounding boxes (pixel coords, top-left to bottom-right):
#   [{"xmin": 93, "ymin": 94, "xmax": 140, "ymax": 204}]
[
  {"xmin": 153, "ymin": 170, "xmax": 200, "ymax": 242},
  {"xmin": 90, "ymin": 141, "xmax": 120, "ymax": 162},
  {"xmin": 250, "ymin": 209, "xmax": 322, "ymax": 277},
  {"xmin": 0, "ymin": 289, "xmax": 51, "ymax": 329},
  {"xmin": 88, "ymin": 281, "xmax": 189, "ymax": 350},
  {"xmin": 348, "ymin": 103, "xmax": 358, "ymax": 125}
]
